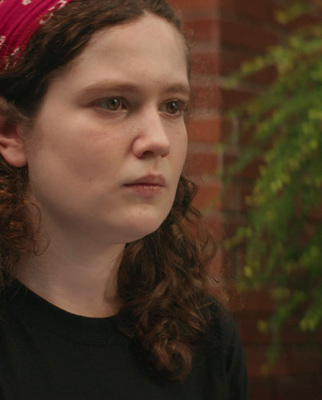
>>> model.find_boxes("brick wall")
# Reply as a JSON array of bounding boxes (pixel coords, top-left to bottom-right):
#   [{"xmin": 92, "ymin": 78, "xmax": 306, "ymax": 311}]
[{"xmin": 169, "ymin": 0, "xmax": 322, "ymax": 399}]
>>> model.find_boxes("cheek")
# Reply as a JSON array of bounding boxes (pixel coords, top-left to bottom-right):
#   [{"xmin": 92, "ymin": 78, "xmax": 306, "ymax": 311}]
[{"xmin": 175, "ymin": 132, "xmax": 188, "ymax": 172}]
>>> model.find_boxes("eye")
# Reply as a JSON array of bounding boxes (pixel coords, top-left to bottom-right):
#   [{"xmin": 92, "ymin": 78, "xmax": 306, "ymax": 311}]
[
  {"xmin": 97, "ymin": 97, "xmax": 124, "ymax": 111},
  {"xmin": 161, "ymin": 99, "xmax": 188, "ymax": 117}
]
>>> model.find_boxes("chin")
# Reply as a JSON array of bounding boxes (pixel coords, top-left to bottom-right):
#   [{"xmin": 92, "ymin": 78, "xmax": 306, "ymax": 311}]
[
  {"xmin": 125, "ymin": 224, "xmax": 162, "ymax": 243},
  {"xmin": 120, "ymin": 214, "xmax": 167, "ymax": 243}
]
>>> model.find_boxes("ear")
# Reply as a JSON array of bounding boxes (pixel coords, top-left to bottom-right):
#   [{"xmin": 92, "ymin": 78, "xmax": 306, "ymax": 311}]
[{"xmin": 0, "ymin": 113, "xmax": 27, "ymax": 167}]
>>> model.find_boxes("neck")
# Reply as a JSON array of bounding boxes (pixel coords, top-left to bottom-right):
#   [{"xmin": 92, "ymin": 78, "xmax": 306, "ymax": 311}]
[{"xmin": 16, "ymin": 235, "xmax": 125, "ymax": 318}]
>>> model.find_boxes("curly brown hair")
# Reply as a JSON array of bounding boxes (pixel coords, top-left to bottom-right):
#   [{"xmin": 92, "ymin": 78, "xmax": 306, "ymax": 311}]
[{"xmin": 0, "ymin": 0, "xmax": 224, "ymax": 380}]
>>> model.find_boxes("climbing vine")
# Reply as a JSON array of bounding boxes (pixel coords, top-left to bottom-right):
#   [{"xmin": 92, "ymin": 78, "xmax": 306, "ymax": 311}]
[{"xmin": 223, "ymin": 2, "xmax": 322, "ymax": 363}]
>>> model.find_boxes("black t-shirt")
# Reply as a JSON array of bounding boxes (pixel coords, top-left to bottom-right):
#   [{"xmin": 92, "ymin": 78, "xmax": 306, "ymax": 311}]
[{"xmin": 0, "ymin": 282, "xmax": 248, "ymax": 400}]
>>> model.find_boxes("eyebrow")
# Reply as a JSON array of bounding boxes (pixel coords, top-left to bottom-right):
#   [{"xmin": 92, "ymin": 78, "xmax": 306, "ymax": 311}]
[{"xmin": 80, "ymin": 80, "xmax": 191, "ymax": 98}]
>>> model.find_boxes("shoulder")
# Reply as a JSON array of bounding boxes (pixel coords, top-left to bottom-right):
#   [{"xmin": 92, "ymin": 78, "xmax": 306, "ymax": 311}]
[
  {"xmin": 199, "ymin": 302, "xmax": 249, "ymax": 400},
  {"xmin": 202, "ymin": 301, "xmax": 243, "ymax": 347}
]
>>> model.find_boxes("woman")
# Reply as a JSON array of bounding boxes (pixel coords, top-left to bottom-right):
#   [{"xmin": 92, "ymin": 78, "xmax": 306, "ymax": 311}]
[{"xmin": 0, "ymin": 0, "xmax": 248, "ymax": 399}]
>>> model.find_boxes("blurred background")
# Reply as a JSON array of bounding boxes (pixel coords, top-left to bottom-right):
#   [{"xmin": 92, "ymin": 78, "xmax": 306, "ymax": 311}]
[{"xmin": 168, "ymin": 0, "xmax": 322, "ymax": 399}]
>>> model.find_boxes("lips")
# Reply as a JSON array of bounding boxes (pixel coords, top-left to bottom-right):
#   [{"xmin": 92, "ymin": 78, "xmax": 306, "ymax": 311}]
[
  {"xmin": 123, "ymin": 175, "xmax": 166, "ymax": 197},
  {"xmin": 124, "ymin": 175, "xmax": 166, "ymax": 187}
]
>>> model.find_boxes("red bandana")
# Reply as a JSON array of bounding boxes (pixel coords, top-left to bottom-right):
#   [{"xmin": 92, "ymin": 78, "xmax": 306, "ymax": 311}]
[{"xmin": 0, "ymin": 0, "xmax": 74, "ymax": 62}]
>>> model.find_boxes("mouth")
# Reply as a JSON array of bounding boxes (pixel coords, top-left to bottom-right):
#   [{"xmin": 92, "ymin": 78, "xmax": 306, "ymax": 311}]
[
  {"xmin": 124, "ymin": 175, "xmax": 166, "ymax": 196},
  {"xmin": 125, "ymin": 175, "xmax": 166, "ymax": 186}
]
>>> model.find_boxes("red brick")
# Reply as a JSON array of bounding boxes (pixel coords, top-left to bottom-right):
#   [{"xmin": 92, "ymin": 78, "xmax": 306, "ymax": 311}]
[
  {"xmin": 190, "ymin": 50, "xmax": 219, "ymax": 76},
  {"xmin": 207, "ymin": 217, "xmax": 225, "ymax": 242},
  {"xmin": 192, "ymin": 181, "xmax": 222, "ymax": 209},
  {"xmin": 220, "ymin": 19, "xmax": 280, "ymax": 52},
  {"xmin": 275, "ymin": 375, "xmax": 321, "ymax": 400},
  {"xmin": 280, "ymin": 320, "xmax": 322, "ymax": 345},
  {"xmin": 316, "ymin": 0, "xmax": 322, "ymax": 11},
  {"xmin": 238, "ymin": 316, "xmax": 272, "ymax": 345},
  {"xmin": 234, "ymin": 0, "xmax": 281, "ymax": 23},
  {"xmin": 220, "ymin": 87, "xmax": 255, "ymax": 109},
  {"xmin": 249, "ymin": 377, "xmax": 274, "ymax": 400},
  {"xmin": 219, "ymin": 0, "xmax": 235, "ymax": 16},
  {"xmin": 238, "ymin": 310, "xmax": 322, "ymax": 347},
  {"xmin": 223, "ymin": 180, "xmax": 255, "ymax": 214},
  {"xmin": 287, "ymin": 13, "xmax": 322, "ymax": 30},
  {"xmin": 240, "ymin": 290, "xmax": 275, "ymax": 313},
  {"xmin": 219, "ymin": 49, "xmax": 254, "ymax": 74},
  {"xmin": 169, "ymin": 0, "xmax": 219, "ymax": 13},
  {"xmin": 221, "ymin": 184, "xmax": 240, "ymax": 212},
  {"xmin": 219, "ymin": 117, "xmax": 235, "ymax": 139},
  {"xmin": 186, "ymin": 152, "xmax": 219, "ymax": 175},
  {"xmin": 208, "ymin": 247, "xmax": 224, "ymax": 275},
  {"xmin": 221, "ymin": 220, "xmax": 242, "ymax": 240},
  {"xmin": 187, "ymin": 117, "xmax": 222, "ymax": 143},
  {"xmin": 287, "ymin": 345, "xmax": 322, "ymax": 375},
  {"xmin": 219, "ymin": 49, "xmax": 278, "ymax": 84},
  {"xmin": 312, "ymin": 374, "xmax": 322, "ymax": 394},
  {"xmin": 239, "ymin": 181, "xmax": 255, "ymax": 212},
  {"xmin": 245, "ymin": 344, "xmax": 322, "ymax": 378},
  {"xmin": 184, "ymin": 19, "xmax": 220, "ymax": 42},
  {"xmin": 245, "ymin": 345, "xmax": 290, "ymax": 377},
  {"xmin": 163, "ymin": 2, "xmax": 322, "ymax": 397},
  {"xmin": 310, "ymin": 204, "xmax": 322, "ymax": 220},
  {"xmin": 221, "ymin": 212, "xmax": 246, "ymax": 237},
  {"xmin": 223, "ymin": 153, "xmax": 263, "ymax": 180},
  {"xmin": 191, "ymin": 84, "xmax": 222, "ymax": 111}
]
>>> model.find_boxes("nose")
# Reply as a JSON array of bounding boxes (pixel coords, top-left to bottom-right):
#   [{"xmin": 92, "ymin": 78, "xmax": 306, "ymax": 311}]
[{"xmin": 131, "ymin": 108, "xmax": 170, "ymax": 159}]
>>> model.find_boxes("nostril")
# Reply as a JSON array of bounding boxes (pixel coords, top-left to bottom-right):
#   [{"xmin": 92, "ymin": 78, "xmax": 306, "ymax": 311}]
[
  {"xmin": 137, "ymin": 148, "xmax": 169, "ymax": 160},
  {"xmin": 132, "ymin": 126, "xmax": 170, "ymax": 159}
]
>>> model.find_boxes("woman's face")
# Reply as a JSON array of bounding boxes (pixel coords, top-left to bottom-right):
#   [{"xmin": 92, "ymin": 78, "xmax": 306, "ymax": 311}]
[{"xmin": 20, "ymin": 14, "xmax": 189, "ymax": 245}]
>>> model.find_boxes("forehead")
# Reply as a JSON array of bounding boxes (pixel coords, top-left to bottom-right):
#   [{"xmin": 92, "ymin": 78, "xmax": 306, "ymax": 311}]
[
  {"xmin": 54, "ymin": 13, "xmax": 189, "ymax": 92},
  {"xmin": 88, "ymin": 12, "xmax": 188, "ymax": 63}
]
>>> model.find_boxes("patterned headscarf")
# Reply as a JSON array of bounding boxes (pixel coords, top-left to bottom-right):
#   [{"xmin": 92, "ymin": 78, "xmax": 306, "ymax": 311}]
[{"xmin": 0, "ymin": 0, "xmax": 74, "ymax": 62}]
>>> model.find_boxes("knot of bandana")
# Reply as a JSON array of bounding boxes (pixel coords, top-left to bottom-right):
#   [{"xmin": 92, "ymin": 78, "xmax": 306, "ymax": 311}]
[{"xmin": 0, "ymin": 0, "xmax": 74, "ymax": 64}]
